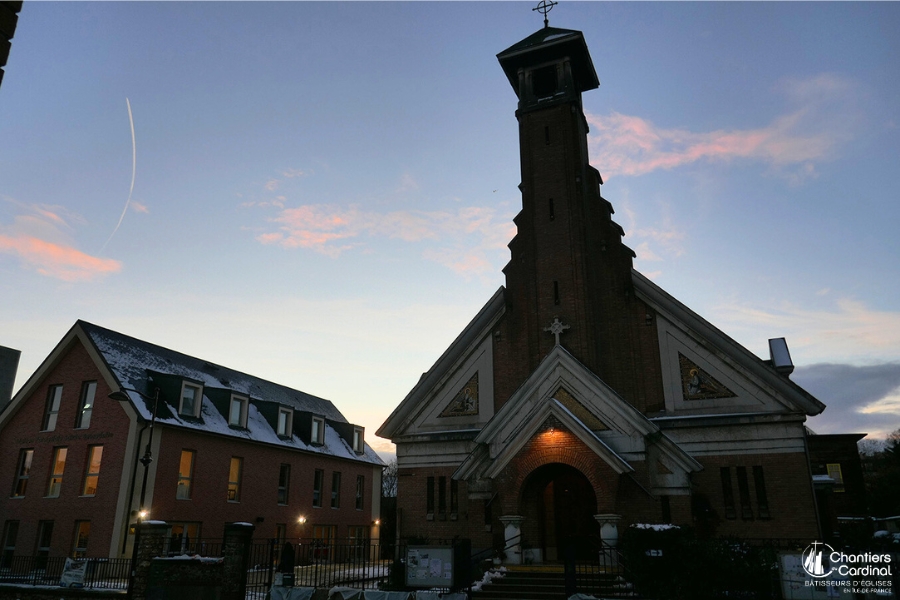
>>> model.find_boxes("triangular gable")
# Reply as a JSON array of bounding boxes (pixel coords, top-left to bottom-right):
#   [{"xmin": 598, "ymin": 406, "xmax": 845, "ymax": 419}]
[
  {"xmin": 0, "ymin": 322, "xmax": 123, "ymax": 427},
  {"xmin": 633, "ymin": 270, "xmax": 825, "ymax": 416},
  {"xmin": 463, "ymin": 398, "xmax": 632, "ymax": 480},
  {"xmin": 455, "ymin": 345, "xmax": 701, "ymax": 482},
  {"xmin": 377, "ymin": 288, "xmax": 505, "ymax": 439}
]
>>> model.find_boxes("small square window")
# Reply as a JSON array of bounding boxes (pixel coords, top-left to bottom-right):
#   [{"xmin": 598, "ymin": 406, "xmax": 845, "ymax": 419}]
[
  {"xmin": 179, "ymin": 383, "xmax": 202, "ymax": 418},
  {"xmin": 277, "ymin": 408, "xmax": 293, "ymax": 438},
  {"xmin": 311, "ymin": 417, "xmax": 324, "ymax": 445},
  {"xmin": 228, "ymin": 395, "xmax": 248, "ymax": 428}
]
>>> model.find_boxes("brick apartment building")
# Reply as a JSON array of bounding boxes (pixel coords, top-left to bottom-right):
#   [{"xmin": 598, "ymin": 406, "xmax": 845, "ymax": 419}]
[
  {"xmin": 0, "ymin": 320, "xmax": 384, "ymax": 561},
  {"xmin": 378, "ymin": 24, "xmax": 830, "ymax": 561}
]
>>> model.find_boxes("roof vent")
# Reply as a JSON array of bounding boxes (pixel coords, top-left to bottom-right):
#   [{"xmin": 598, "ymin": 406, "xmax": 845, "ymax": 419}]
[{"xmin": 768, "ymin": 337, "xmax": 794, "ymax": 376}]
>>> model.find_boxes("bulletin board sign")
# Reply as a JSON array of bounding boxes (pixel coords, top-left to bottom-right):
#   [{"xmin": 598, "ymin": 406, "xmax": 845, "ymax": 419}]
[{"xmin": 405, "ymin": 546, "xmax": 454, "ymax": 588}]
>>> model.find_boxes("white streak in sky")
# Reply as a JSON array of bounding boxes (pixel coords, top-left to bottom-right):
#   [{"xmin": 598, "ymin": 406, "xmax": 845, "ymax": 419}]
[{"xmin": 101, "ymin": 97, "xmax": 136, "ymax": 253}]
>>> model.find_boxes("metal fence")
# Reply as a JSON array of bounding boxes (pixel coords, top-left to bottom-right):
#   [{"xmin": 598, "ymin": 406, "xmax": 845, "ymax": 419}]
[
  {"xmin": 0, "ymin": 555, "xmax": 131, "ymax": 589},
  {"xmin": 243, "ymin": 538, "xmax": 394, "ymax": 599}
]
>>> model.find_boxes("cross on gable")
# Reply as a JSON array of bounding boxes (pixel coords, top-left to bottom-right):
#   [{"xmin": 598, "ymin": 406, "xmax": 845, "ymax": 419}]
[
  {"xmin": 532, "ymin": 0, "xmax": 558, "ymax": 28},
  {"xmin": 544, "ymin": 317, "xmax": 570, "ymax": 346}
]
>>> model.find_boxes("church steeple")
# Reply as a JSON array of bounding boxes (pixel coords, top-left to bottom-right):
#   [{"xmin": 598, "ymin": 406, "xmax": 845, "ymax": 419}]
[{"xmin": 492, "ymin": 25, "xmax": 665, "ymax": 415}]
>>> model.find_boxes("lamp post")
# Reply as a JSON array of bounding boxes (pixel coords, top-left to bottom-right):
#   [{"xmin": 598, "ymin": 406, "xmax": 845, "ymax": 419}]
[{"xmin": 109, "ymin": 386, "xmax": 160, "ymax": 599}]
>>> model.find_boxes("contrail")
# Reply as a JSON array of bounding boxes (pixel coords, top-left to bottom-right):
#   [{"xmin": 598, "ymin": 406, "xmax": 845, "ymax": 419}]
[{"xmin": 100, "ymin": 97, "xmax": 136, "ymax": 253}]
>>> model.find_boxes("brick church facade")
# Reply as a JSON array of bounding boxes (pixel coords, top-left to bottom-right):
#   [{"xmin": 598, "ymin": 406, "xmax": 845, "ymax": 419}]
[{"xmin": 378, "ymin": 24, "xmax": 826, "ymax": 561}]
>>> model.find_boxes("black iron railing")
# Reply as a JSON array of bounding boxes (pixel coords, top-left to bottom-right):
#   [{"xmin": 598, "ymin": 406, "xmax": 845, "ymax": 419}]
[{"xmin": 0, "ymin": 555, "xmax": 131, "ymax": 589}]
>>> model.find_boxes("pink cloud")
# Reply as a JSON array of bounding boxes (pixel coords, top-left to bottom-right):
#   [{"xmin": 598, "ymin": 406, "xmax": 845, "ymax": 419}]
[
  {"xmin": 130, "ymin": 201, "xmax": 150, "ymax": 214},
  {"xmin": 586, "ymin": 75, "xmax": 855, "ymax": 180},
  {"xmin": 259, "ymin": 203, "xmax": 516, "ymax": 276},
  {"xmin": 0, "ymin": 234, "xmax": 122, "ymax": 282}
]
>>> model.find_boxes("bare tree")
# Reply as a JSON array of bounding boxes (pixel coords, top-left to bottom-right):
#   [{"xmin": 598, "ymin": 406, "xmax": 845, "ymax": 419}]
[{"xmin": 382, "ymin": 459, "xmax": 398, "ymax": 498}]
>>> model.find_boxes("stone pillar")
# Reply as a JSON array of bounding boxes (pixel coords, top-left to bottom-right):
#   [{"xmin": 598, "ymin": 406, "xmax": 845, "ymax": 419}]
[
  {"xmin": 594, "ymin": 514, "xmax": 622, "ymax": 570},
  {"xmin": 594, "ymin": 514, "xmax": 622, "ymax": 547},
  {"xmin": 498, "ymin": 515, "xmax": 525, "ymax": 565},
  {"xmin": 132, "ymin": 520, "xmax": 169, "ymax": 600},
  {"xmin": 221, "ymin": 522, "xmax": 256, "ymax": 600}
]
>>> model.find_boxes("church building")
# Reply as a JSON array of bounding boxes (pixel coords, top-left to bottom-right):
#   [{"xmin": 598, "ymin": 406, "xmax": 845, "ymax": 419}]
[{"xmin": 377, "ymin": 23, "xmax": 826, "ymax": 561}]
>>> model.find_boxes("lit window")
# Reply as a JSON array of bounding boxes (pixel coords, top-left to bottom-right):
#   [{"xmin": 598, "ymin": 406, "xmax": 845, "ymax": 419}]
[
  {"xmin": 177, "ymin": 450, "xmax": 194, "ymax": 500},
  {"xmin": 227, "ymin": 457, "xmax": 242, "ymax": 502},
  {"xmin": 82, "ymin": 446, "xmax": 103, "ymax": 496},
  {"xmin": 313, "ymin": 469, "xmax": 324, "ymax": 507},
  {"xmin": 46, "ymin": 447, "xmax": 67, "ymax": 498},
  {"xmin": 42, "ymin": 385, "xmax": 63, "ymax": 431},
  {"xmin": 827, "ymin": 463, "xmax": 845, "ymax": 492},
  {"xmin": 12, "ymin": 449, "xmax": 33, "ymax": 498},
  {"xmin": 355, "ymin": 475, "xmax": 364, "ymax": 511},
  {"xmin": 35, "ymin": 521, "xmax": 53, "ymax": 568},
  {"xmin": 277, "ymin": 408, "xmax": 293, "ymax": 438},
  {"xmin": 352, "ymin": 427, "xmax": 364, "ymax": 454},
  {"xmin": 1, "ymin": 521, "xmax": 19, "ymax": 568},
  {"xmin": 228, "ymin": 395, "xmax": 248, "ymax": 428},
  {"xmin": 179, "ymin": 382, "xmax": 202, "ymax": 418},
  {"xmin": 72, "ymin": 521, "xmax": 90, "ymax": 558},
  {"xmin": 311, "ymin": 417, "xmax": 324, "ymax": 445},
  {"xmin": 331, "ymin": 472, "xmax": 341, "ymax": 508},
  {"xmin": 277, "ymin": 464, "xmax": 290, "ymax": 505},
  {"xmin": 75, "ymin": 381, "xmax": 96, "ymax": 429}
]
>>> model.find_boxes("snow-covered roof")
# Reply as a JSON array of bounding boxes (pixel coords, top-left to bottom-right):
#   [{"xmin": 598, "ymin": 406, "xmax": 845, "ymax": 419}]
[{"xmin": 79, "ymin": 320, "xmax": 383, "ymax": 466}]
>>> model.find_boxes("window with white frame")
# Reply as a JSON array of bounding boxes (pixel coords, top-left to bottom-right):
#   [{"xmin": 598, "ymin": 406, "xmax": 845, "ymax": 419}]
[
  {"xmin": 176, "ymin": 450, "xmax": 194, "ymax": 500},
  {"xmin": 352, "ymin": 427, "xmax": 364, "ymax": 454},
  {"xmin": 46, "ymin": 447, "xmax": 67, "ymax": 498},
  {"xmin": 82, "ymin": 446, "xmax": 103, "ymax": 496},
  {"xmin": 228, "ymin": 395, "xmax": 248, "ymax": 428},
  {"xmin": 311, "ymin": 417, "xmax": 324, "ymax": 445},
  {"xmin": 42, "ymin": 385, "xmax": 63, "ymax": 431},
  {"xmin": 12, "ymin": 449, "xmax": 33, "ymax": 498},
  {"xmin": 74, "ymin": 381, "xmax": 96, "ymax": 429},
  {"xmin": 277, "ymin": 408, "xmax": 293, "ymax": 438},
  {"xmin": 179, "ymin": 382, "xmax": 202, "ymax": 418}
]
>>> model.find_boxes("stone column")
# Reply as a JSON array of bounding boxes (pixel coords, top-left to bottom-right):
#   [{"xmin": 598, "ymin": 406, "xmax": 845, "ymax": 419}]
[
  {"xmin": 498, "ymin": 515, "xmax": 525, "ymax": 565},
  {"xmin": 594, "ymin": 514, "xmax": 622, "ymax": 569},
  {"xmin": 221, "ymin": 522, "xmax": 256, "ymax": 600},
  {"xmin": 594, "ymin": 514, "xmax": 622, "ymax": 547},
  {"xmin": 132, "ymin": 520, "xmax": 169, "ymax": 600}
]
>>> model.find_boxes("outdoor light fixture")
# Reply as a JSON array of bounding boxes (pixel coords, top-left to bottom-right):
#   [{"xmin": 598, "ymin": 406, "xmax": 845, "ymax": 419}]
[
  {"xmin": 109, "ymin": 386, "xmax": 160, "ymax": 600},
  {"xmin": 297, "ymin": 516, "xmax": 307, "ymax": 524}
]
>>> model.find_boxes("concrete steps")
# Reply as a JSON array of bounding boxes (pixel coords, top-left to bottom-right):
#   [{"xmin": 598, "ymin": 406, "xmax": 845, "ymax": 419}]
[{"xmin": 470, "ymin": 567, "xmax": 637, "ymax": 600}]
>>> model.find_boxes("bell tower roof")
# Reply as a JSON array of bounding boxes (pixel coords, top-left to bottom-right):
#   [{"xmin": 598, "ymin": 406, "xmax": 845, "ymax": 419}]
[{"xmin": 497, "ymin": 27, "xmax": 599, "ymax": 97}]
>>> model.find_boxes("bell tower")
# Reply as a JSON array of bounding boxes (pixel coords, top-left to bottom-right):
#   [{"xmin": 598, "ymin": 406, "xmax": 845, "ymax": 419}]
[{"xmin": 492, "ymin": 25, "xmax": 666, "ymax": 414}]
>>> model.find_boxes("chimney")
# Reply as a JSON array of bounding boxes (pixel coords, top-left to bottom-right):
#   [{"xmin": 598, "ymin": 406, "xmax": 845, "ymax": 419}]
[{"xmin": 768, "ymin": 337, "xmax": 794, "ymax": 376}]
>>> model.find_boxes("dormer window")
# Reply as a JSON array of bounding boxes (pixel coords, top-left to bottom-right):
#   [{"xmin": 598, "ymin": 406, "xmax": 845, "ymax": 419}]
[
  {"xmin": 352, "ymin": 427, "xmax": 364, "ymax": 454},
  {"xmin": 179, "ymin": 382, "xmax": 202, "ymax": 418},
  {"xmin": 277, "ymin": 408, "xmax": 293, "ymax": 438},
  {"xmin": 311, "ymin": 417, "xmax": 324, "ymax": 445},
  {"xmin": 228, "ymin": 395, "xmax": 248, "ymax": 428}
]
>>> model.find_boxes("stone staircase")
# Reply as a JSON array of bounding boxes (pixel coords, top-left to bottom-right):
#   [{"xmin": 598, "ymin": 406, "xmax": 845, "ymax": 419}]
[{"xmin": 470, "ymin": 565, "xmax": 637, "ymax": 600}]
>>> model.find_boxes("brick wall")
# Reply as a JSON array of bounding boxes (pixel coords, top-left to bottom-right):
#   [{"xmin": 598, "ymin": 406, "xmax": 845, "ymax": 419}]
[
  {"xmin": 0, "ymin": 341, "xmax": 131, "ymax": 558},
  {"xmin": 0, "ymin": 338, "xmax": 380, "ymax": 562}
]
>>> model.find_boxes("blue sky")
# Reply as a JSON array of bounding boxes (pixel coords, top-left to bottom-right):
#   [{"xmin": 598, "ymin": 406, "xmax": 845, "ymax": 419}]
[{"xmin": 2, "ymin": 2, "xmax": 899, "ymax": 456}]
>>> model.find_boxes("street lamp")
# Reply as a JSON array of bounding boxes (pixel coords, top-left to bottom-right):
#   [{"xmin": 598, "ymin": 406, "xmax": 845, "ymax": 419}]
[{"xmin": 109, "ymin": 386, "xmax": 160, "ymax": 599}]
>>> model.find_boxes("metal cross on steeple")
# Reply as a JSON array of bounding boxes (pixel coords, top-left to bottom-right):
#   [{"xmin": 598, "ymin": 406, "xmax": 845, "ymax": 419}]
[
  {"xmin": 544, "ymin": 317, "xmax": 570, "ymax": 346},
  {"xmin": 532, "ymin": 0, "xmax": 558, "ymax": 29}
]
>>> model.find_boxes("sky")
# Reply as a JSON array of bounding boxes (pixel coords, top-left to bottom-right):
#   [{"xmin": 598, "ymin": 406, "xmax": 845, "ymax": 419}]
[{"xmin": 2, "ymin": 2, "xmax": 899, "ymax": 458}]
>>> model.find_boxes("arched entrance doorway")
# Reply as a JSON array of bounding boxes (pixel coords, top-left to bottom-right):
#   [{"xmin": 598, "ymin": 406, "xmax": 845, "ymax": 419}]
[{"xmin": 519, "ymin": 463, "xmax": 599, "ymax": 562}]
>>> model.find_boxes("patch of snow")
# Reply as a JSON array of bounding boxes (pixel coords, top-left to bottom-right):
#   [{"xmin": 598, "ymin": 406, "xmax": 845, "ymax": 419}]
[{"xmin": 631, "ymin": 523, "xmax": 680, "ymax": 531}]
